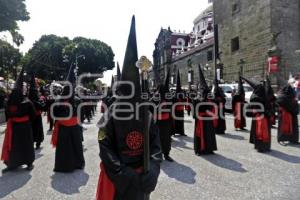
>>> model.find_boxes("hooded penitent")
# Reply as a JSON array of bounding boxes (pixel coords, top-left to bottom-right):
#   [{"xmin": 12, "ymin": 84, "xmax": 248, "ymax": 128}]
[
  {"xmin": 29, "ymin": 74, "xmax": 39, "ymax": 101},
  {"xmin": 277, "ymin": 84, "xmax": 299, "ymax": 143},
  {"xmin": 237, "ymin": 74, "xmax": 245, "ymax": 96},
  {"xmin": 96, "ymin": 16, "xmax": 162, "ymax": 200},
  {"xmin": 193, "ymin": 64, "xmax": 217, "ymax": 155},
  {"xmin": 241, "ymin": 76, "xmax": 271, "ymax": 152},
  {"xmin": 198, "ymin": 64, "xmax": 210, "ymax": 101},
  {"xmin": 28, "ymin": 73, "xmax": 45, "ymax": 149},
  {"xmin": 265, "ymin": 75, "xmax": 276, "ymax": 125},
  {"xmin": 51, "ymin": 59, "xmax": 85, "ymax": 172},
  {"xmin": 212, "ymin": 71, "xmax": 226, "ymax": 134},
  {"xmin": 232, "ymin": 74, "xmax": 246, "ymax": 130},
  {"xmin": 172, "ymin": 69, "xmax": 185, "ymax": 136},
  {"xmin": 1, "ymin": 68, "xmax": 35, "ymax": 169},
  {"xmin": 7, "ymin": 68, "xmax": 25, "ymax": 105}
]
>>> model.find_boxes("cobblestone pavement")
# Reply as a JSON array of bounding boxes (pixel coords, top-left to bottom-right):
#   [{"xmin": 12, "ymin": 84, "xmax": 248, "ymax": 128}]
[{"xmin": 0, "ymin": 109, "xmax": 300, "ymax": 200}]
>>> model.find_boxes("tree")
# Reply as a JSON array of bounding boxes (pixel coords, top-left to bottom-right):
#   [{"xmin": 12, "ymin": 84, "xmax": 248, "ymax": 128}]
[
  {"xmin": 0, "ymin": 0, "xmax": 30, "ymax": 46},
  {"xmin": 23, "ymin": 35, "xmax": 71, "ymax": 80},
  {"xmin": 0, "ymin": 39, "xmax": 22, "ymax": 79},
  {"xmin": 63, "ymin": 37, "xmax": 115, "ymax": 74},
  {"xmin": 23, "ymin": 35, "xmax": 115, "ymax": 81}
]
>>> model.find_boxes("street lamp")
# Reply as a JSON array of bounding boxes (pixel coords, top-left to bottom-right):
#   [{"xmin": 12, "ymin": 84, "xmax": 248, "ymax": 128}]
[{"xmin": 187, "ymin": 59, "xmax": 194, "ymax": 90}]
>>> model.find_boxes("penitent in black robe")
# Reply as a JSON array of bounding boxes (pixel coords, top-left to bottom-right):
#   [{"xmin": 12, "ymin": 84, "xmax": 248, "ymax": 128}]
[
  {"xmin": 213, "ymin": 96, "xmax": 226, "ymax": 135},
  {"xmin": 97, "ymin": 106, "xmax": 162, "ymax": 200},
  {"xmin": 247, "ymin": 87, "xmax": 271, "ymax": 152},
  {"xmin": 193, "ymin": 99, "xmax": 217, "ymax": 155},
  {"xmin": 277, "ymin": 87, "xmax": 299, "ymax": 143},
  {"xmin": 153, "ymin": 99, "xmax": 172, "ymax": 157},
  {"xmin": 2, "ymin": 98, "xmax": 36, "ymax": 168},
  {"xmin": 172, "ymin": 96, "xmax": 185, "ymax": 136},
  {"xmin": 52, "ymin": 97, "xmax": 85, "ymax": 172},
  {"xmin": 232, "ymin": 94, "xmax": 246, "ymax": 129}
]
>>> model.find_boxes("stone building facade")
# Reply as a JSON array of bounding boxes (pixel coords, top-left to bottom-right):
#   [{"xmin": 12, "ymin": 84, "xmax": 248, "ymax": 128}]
[
  {"xmin": 214, "ymin": 0, "xmax": 300, "ymax": 83},
  {"xmin": 152, "ymin": 5, "xmax": 215, "ymax": 88}
]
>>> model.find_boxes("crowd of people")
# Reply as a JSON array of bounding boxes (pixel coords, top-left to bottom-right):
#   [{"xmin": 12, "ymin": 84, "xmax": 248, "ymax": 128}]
[{"xmin": 0, "ymin": 16, "xmax": 299, "ymax": 200}]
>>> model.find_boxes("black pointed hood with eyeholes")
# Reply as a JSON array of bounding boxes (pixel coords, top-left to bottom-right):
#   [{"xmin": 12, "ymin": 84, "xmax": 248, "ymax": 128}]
[
  {"xmin": 119, "ymin": 15, "xmax": 141, "ymax": 100},
  {"xmin": 236, "ymin": 73, "xmax": 245, "ymax": 96},
  {"xmin": 176, "ymin": 69, "xmax": 182, "ymax": 94},
  {"xmin": 212, "ymin": 71, "xmax": 225, "ymax": 99},
  {"xmin": 7, "ymin": 67, "xmax": 25, "ymax": 105},
  {"xmin": 28, "ymin": 73, "xmax": 39, "ymax": 101},
  {"xmin": 159, "ymin": 68, "xmax": 170, "ymax": 100},
  {"xmin": 117, "ymin": 62, "xmax": 121, "ymax": 81},
  {"xmin": 241, "ymin": 76, "xmax": 267, "ymax": 104},
  {"xmin": 198, "ymin": 64, "xmax": 210, "ymax": 100}
]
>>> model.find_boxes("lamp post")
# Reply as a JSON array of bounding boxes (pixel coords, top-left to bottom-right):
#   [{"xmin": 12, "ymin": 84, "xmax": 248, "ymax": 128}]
[
  {"xmin": 204, "ymin": 63, "xmax": 212, "ymax": 85},
  {"xmin": 187, "ymin": 59, "xmax": 194, "ymax": 90},
  {"xmin": 136, "ymin": 56, "xmax": 152, "ymax": 200},
  {"xmin": 238, "ymin": 59, "xmax": 245, "ymax": 76}
]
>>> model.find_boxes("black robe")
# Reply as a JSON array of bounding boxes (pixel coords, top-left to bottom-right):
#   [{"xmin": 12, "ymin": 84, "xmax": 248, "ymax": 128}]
[
  {"xmin": 213, "ymin": 96, "xmax": 226, "ymax": 134},
  {"xmin": 153, "ymin": 99, "xmax": 172, "ymax": 156},
  {"xmin": 247, "ymin": 88, "xmax": 271, "ymax": 152},
  {"xmin": 52, "ymin": 97, "xmax": 85, "ymax": 172},
  {"xmin": 2, "ymin": 98, "xmax": 35, "ymax": 168},
  {"xmin": 232, "ymin": 94, "xmax": 246, "ymax": 129},
  {"xmin": 97, "ymin": 106, "xmax": 162, "ymax": 200},
  {"xmin": 193, "ymin": 99, "xmax": 217, "ymax": 155},
  {"xmin": 172, "ymin": 96, "xmax": 185, "ymax": 135},
  {"xmin": 46, "ymin": 96, "xmax": 55, "ymax": 131},
  {"xmin": 31, "ymin": 100, "xmax": 45, "ymax": 145},
  {"xmin": 277, "ymin": 93, "xmax": 299, "ymax": 143}
]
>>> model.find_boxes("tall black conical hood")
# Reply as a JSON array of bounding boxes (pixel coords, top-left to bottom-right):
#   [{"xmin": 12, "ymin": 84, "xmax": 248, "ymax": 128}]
[
  {"xmin": 213, "ymin": 70, "xmax": 222, "ymax": 97},
  {"xmin": 176, "ymin": 69, "xmax": 182, "ymax": 93},
  {"xmin": 265, "ymin": 75, "xmax": 274, "ymax": 98},
  {"xmin": 241, "ymin": 76, "xmax": 260, "ymax": 89},
  {"xmin": 14, "ymin": 67, "xmax": 24, "ymax": 91},
  {"xmin": 164, "ymin": 68, "xmax": 170, "ymax": 93},
  {"xmin": 110, "ymin": 75, "xmax": 115, "ymax": 88},
  {"xmin": 120, "ymin": 15, "xmax": 141, "ymax": 97},
  {"xmin": 29, "ymin": 73, "xmax": 39, "ymax": 101},
  {"xmin": 8, "ymin": 67, "xmax": 25, "ymax": 105},
  {"xmin": 198, "ymin": 64, "xmax": 209, "ymax": 95},
  {"xmin": 237, "ymin": 73, "xmax": 245, "ymax": 95},
  {"xmin": 117, "ymin": 62, "xmax": 121, "ymax": 81}
]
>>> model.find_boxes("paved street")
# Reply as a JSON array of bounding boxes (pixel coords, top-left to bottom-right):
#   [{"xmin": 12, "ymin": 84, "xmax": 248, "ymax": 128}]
[{"xmin": 0, "ymin": 107, "xmax": 300, "ymax": 200}]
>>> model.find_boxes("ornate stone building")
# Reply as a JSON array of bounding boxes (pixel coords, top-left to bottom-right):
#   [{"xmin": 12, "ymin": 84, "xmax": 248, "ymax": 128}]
[
  {"xmin": 152, "ymin": 0, "xmax": 300, "ymax": 88},
  {"xmin": 214, "ymin": 0, "xmax": 300, "ymax": 84},
  {"xmin": 152, "ymin": 5, "xmax": 215, "ymax": 88}
]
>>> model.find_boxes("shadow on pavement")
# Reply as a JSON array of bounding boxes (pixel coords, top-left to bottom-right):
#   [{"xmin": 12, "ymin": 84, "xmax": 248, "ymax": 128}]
[
  {"xmin": 266, "ymin": 150, "xmax": 300, "ymax": 164},
  {"xmin": 203, "ymin": 153, "xmax": 247, "ymax": 173},
  {"xmin": 51, "ymin": 170, "xmax": 89, "ymax": 194},
  {"xmin": 0, "ymin": 170, "xmax": 32, "ymax": 198},
  {"xmin": 218, "ymin": 133, "xmax": 245, "ymax": 141},
  {"xmin": 161, "ymin": 161, "xmax": 196, "ymax": 184},
  {"xmin": 172, "ymin": 136, "xmax": 193, "ymax": 150}
]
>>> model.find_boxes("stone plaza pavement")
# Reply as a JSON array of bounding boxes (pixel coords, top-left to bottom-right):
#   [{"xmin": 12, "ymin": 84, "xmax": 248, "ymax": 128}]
[{"xmin": 0, "ymin": 109, "xmax": 299, "ymax": 200}]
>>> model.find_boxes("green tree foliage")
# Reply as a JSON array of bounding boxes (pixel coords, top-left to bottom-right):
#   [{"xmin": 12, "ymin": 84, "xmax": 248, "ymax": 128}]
[
  {"xmin": 0, "ymin": 0, "xmax": 30, "ymax": 46},
  {"xmin": 23, "ymin": 35, "xmax": 115, "ymax": 80},
  {"xmin": 0, "ymin": 39, "xmax": 22, "ymax": 78},
  {"xmin": 23, "ymin": 34, "xmax": 70, "ymax": 80}
]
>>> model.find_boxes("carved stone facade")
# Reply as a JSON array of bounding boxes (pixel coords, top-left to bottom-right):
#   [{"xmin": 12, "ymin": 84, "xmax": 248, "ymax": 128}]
[{"xmin": 214, "ymin": 0, "xmax": 300, "ymax": 83}]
